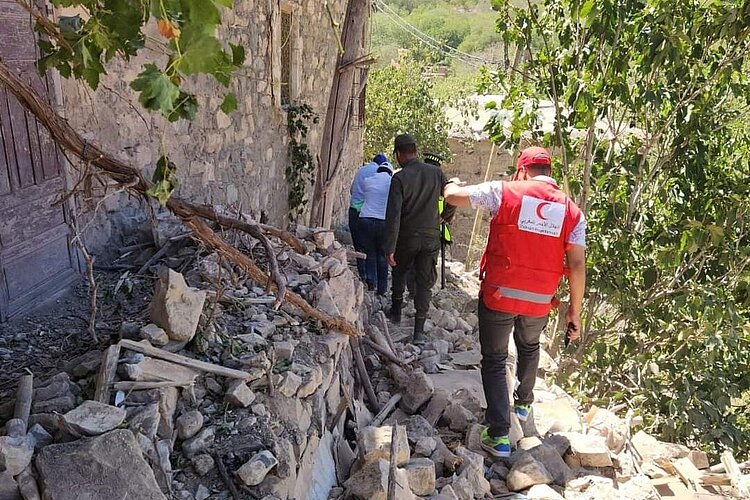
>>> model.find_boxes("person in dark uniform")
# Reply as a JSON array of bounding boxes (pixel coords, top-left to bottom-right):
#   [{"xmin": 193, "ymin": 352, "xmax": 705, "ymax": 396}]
[
  {"xmin": 385, "ymin": 134, "xmax": 449, "ymax": 344},
  {"xmin": 405, "ymin": 151, "xmax": 455, "ymax": 296}
]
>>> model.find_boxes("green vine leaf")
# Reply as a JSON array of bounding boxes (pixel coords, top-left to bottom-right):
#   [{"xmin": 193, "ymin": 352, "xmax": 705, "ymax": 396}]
[
  {"xmin": 220, "ymin": 93, "xmax": 238, "ymax": 114},
  {"xmin": 130, "ymin": 64, "xmax": 181, "ymax": 117},
  {"xmin": 147, "ymin": 155, "xmax": 178, "ymax": 206}
]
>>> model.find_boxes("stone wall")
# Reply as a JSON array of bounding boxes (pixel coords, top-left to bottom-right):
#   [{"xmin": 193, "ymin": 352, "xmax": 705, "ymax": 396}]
[{"xmin": 59, "ymin": 0, "xmax": 364, "ymax": 255}]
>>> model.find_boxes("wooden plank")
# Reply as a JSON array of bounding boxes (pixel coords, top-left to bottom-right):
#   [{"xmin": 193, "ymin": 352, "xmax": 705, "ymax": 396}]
[
  {"xmin": 113, "ymin": 381, "xmax": 192, "ymax": 391},
  {"xmin": 673, "ymin": 457, "xmax": 707, "ymax": 492},
  {"xmin": 13, "ymin": 374, "xmax": 33, "ymax": 433},
  {"xmin": 94, "ymin": 345, "xmax": 121, "ymax": 403},
  {"xmin": 119, "ymin": 339, "xmax": 252, "ymax": 380},
  {"xmin": 720, "ymin": 451, "xmax": 750, "ymax": 498},
  {"xmin": 699, "ymin": 474, "xmax": 732, "ymax": 487}
]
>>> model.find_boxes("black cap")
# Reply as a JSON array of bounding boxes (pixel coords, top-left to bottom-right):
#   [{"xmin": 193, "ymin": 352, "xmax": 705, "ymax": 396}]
[
  {"xmin": 423, "ymin": 152, "xmax": 446, "ymax": 166},
  {"xmin": 393, "ymin": 133, "xmax": 417, "ymax": 150}
]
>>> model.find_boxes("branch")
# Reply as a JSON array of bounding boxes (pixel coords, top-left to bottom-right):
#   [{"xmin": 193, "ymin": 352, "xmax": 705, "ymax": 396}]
[
  {"xmin": 13, "ymin": 0, "xmax": 74, "ymax": 53},
  {"xmin": 0, "ymin": 59, "xmax": 359, "ymax": 338}
]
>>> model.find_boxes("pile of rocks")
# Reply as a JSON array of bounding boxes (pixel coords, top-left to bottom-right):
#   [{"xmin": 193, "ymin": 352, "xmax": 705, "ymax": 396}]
[
  {"xmin": 0, "ymin": 224, "xmax": 370, "ymax": 500},
  {"xmin": 0, "ymin": 223, "xmax": 745, "ymax": 500}
]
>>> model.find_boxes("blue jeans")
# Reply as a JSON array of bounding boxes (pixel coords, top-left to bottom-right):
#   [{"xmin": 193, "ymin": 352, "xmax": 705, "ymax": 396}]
[
  {"xmin": 358, "ymin": 217, "xmax": 389, "ymax": 295},
  {"xmin": 348, "ymin": 207, "xmax": 366, "ymax": 279}
]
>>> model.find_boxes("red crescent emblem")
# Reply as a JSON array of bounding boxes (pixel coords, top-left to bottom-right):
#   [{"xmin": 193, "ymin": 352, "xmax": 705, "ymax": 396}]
[{"xmin": 536, "ymin": 202, "xmax": 551, "ymax": 220}]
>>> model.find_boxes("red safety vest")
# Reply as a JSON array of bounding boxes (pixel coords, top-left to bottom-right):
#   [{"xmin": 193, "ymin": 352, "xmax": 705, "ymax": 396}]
[{"xmin": 479, "ymin": 179, "xmax": 582, "ymax": 317}]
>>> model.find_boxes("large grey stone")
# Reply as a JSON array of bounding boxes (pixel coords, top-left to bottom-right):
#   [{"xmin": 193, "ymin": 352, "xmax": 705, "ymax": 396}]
[
  {"xmin": 531, "ymin": 398, "xmax": 583, "ymax": 435},
  {"xmin": 35, "ymin": 429, "xmax": 165, "ymax": 500},
  {"xmin": 139, "ymin": 324, "xmax": 169, "ymax": 347},
  {"xmin": 343, "ymin": 459, "xmax": 415, "ymax": 500},
  {"xmin": 176, "ymin": 410, "xmax": 204, "ymax": 440},
  {"xmin": 442, "ymin": 403, "xmax": 476, "ymax": 432},
  {"xmin": 28, "ymin": 424, "xmax": 53, "ymax": 450},
  {"xmin": 191, "ymin": 454, "xmax": 215, "ymax": 477},
  {"xmin": 506, "ymin": 452, "xmax": 553, "ymax": 492},
  {"xmin": 151, "ymin": 269, "xmax": 207, "ymax": 342},
  {"xmin": 236, "ymin": 450, "xmax": 278, "ymax": 486},
  {"xmin": 0, "ymin": 472, "xmax": 20, "ymax": 500},
  {"xmin": 557, "ymin": 433, "xmax": 613, "ymax": 468},
  {"xmin": 454, "ymin": 447, "xmax": 490, "ymax": 499},
  {"xmin": 630, "ymin": 430, "xmax": 690, "ymax": 462},
  {"xmin": 404, "ymin": 415, "xmax": 437, "ymax": 444},
  {"xmin": 527, "ymin": 444, "xmax": 572, "ymax": 486},
  {"xmin": 297, "ymin": 366, "xmax": 323, "ymax": 398},
  {"xmin": 403, "ymin": 458, "xmax": 436, "ymax": 496},
  {"xmin": 415, "ymin": 437, "xmax": 437, "ymax": 457},
  {"xmin": 62, "ymin": 401, "xmax": 126, "ymax": 436},
  {"xmin": 359, "ymin": 425, "xmax": 410, "ymax": 466},
  {"xmin": 585, "ymin": 406, "xmax": 627, "ymax": 453},
  {"xmin": 275, "ymin": 372, "xmax": 302, "ymax": 398},
  {"xmin": 182, "ymin": 427, "xmax": 215, "ymax": 458},
  {"xmin": 399, "ymin": 370, "xmax": 434, "ymax": 414},
  {"xmin": 225, "ymin": 380, "xmax": 255, "ymax": 408},
  {"xmin": 0, "ymin": 435, "xmax": 34, "ymax": 477},
  {"xmin": 157, "ymin": 386, "xmax": 179, "ymax": 439},
  {"xmin": 126, "ymin": 403, "xmax": 160, "ymax": 439}
]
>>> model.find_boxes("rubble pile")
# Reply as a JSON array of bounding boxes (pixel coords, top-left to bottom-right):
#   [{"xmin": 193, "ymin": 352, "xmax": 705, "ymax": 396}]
[{"xmin": 0, "ymin": 225, "xmax": 746, "ymax": 499}]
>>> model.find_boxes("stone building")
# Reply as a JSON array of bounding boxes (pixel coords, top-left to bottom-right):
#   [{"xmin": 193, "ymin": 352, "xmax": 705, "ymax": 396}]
[{"xmin": 0, "ymin": 0, "xmax": 367, "ymax": 320}]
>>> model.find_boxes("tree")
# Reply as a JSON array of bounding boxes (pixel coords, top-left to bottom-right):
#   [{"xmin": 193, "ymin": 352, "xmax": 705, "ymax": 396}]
[
  {"xmin": 485, "ymin": 0, "xmax": 750, "ymax": 456},
  {"xmin": 364, "ymin": 56, "xmax": 451, "ymax": 161}
]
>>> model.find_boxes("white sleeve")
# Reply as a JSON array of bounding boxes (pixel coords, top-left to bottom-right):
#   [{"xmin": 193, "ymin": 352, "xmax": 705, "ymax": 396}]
[
  {"xmin": 567, "ymin": 215, "xmax": 586, "ymax": 247},
  {"xmin": 467, "ymin": 181, "xmax": 503, "ymax": 215}
]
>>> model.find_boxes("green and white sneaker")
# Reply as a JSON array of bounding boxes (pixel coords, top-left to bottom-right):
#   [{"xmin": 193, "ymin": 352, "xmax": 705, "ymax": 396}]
[
  {"xmin": 480, "ymin": 427, "xmax": 511, "ymax": 458},
  {"xmin": 514, "ymin": 404, "xmax": 531, "ymax": 422}
]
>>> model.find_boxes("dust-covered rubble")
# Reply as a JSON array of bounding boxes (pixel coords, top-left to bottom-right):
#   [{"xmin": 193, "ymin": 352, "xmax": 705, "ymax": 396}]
[{"xmin": 0, "ymin": 225, "xmax": 745, "ymax": 500}]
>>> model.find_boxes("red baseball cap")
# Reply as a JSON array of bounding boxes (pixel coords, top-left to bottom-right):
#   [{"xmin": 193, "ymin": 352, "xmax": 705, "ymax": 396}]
[{"xmin": 517, "ymin": 146, "xmax": 552, "ymax": 169}]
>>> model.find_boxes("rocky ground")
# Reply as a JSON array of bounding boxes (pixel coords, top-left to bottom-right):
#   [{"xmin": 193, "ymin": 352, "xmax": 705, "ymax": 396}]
[{"xmin": 0, "ymin": 222, "xmax": 748, "ymax": 500}]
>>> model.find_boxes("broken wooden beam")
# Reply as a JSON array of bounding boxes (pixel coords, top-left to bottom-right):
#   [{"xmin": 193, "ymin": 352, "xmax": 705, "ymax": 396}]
[
  {"xmin": 360, "ymin": 337, "xmax": 407, "ymax": 367},
  {"xmin": 119, "ymin": 339, "xmax": 252, "ymax": 380},
  {"xmin": 94, "ymin": 344, "xmax": 121, "ymax": 403},
  {"xmin": 720, "ymin": 450, "xmax": 750, "ymax": 498},
  {"xmin": 113, "ymin": 381, "xmax": 193, "ymax": 391},
  {"xmin": 372, "ymin": 394, "xmax": 402, "ymax": 427},
  {"xmin": 13, "ymin": 374, "xmax": 33, "ymax": 431},
  {"xmin": 350, "ymin": 337, "xmax": 380, "ymax": 413}
]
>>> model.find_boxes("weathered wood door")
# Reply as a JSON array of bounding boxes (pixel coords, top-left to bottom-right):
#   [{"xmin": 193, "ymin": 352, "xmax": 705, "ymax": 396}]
[{"xmin": 0, "ymin": 0, "xmax": 78, "ymax": 321}]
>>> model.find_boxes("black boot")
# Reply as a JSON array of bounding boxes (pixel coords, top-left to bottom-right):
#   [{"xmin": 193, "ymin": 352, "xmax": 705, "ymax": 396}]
[
  {"xmin": 413, "ymin": 317, "xmax": 426, "ymax": 345},
  {"xmin": 388, "ymin": 300, "xmax": 402, "ymax": 325}
]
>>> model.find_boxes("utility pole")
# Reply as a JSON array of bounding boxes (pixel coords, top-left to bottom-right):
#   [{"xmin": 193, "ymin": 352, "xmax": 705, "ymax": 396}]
[{"xmin": 310, "ymin": 0, "xmax": 370, "ymax": 228}]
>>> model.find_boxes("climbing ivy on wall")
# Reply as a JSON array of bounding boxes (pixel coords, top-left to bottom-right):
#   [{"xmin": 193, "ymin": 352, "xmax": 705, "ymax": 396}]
[
  {"xmin": 285, "ymin": 103, "xmax": 319, "ymax": 221},
  {"xmin": 25, "ymin": 0, "xmax": 246, "ymax": 203}
]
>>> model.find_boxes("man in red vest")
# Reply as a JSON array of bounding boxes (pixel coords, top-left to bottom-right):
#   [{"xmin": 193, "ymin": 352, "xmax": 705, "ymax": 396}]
[{"xmin": 444, "ymin": 146, "xmax": 586, "ymax": 458}]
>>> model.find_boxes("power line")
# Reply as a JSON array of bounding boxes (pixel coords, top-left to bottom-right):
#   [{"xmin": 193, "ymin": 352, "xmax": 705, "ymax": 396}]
[
  {"xmin": 373, "ymin": 0, "xmax": 500, "ymax": 67},
  {"xmin": 374, "ymin": 4, "xmax": 484, "ymax": 68}
]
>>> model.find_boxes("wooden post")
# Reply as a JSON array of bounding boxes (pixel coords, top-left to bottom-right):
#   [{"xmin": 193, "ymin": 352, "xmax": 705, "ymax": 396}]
[
  {"xmin": 310, "ymin": 0, "xmax": 370, "ymax": 228},
  {"xmin": 94, "ymin": 344, "xmax": 121, "ymax": 403},
  {"xmin": 13, "ymin": 374, "xmax": 33, "ymax": 432}
]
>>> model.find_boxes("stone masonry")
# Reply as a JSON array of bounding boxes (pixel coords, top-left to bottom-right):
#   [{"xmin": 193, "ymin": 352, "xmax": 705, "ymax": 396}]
[{"xmin": 59, "ymin": 0, "xmax": 364, "ymax": 254}]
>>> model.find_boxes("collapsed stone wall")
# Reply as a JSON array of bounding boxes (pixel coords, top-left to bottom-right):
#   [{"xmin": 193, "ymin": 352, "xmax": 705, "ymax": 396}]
[
  {"xmin": 1, "ymin": 224, "xmax": 741, "ymax": 499},
  {"xmin": 58, "ymin": 0, "xmax": 363, "ymax": 256}
]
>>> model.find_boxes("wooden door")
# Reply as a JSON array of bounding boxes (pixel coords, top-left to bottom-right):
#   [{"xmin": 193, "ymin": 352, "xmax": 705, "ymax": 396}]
[{"xmin": 0, "ymin": 0, "xmax": 78, "ymax": 320}]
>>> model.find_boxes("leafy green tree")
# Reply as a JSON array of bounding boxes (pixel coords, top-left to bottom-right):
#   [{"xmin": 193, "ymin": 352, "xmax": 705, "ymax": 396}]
[
  {"xmin": 364, "ymin": 56, "xmax": 451, "ymax": 161},
  {"xmin": 17, "ymin": 0, "xmax": 246, "ymax": 203},
  {"xmin": 485, "ymin": 0, "xmax": 750, "ymax": 456}
]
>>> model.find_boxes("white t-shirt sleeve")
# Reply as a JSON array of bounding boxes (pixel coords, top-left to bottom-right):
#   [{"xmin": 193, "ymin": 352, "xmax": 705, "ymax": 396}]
[
  {"xmin": 567, "ymin": 215, "xmax": 586, "ymax": 247},
  {"xmin": 467, "ymin": 181, "xmax": 503, "ymax": 215}
]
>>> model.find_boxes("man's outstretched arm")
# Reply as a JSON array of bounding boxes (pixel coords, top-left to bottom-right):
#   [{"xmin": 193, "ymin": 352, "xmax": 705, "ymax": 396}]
[
  {"xmin": 565, "ymin": 244, "xmax": 586, "ymax": 339},
  {"xmin": 443, "ymin": 178, "xmax": 472, "ymax": 208}
]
